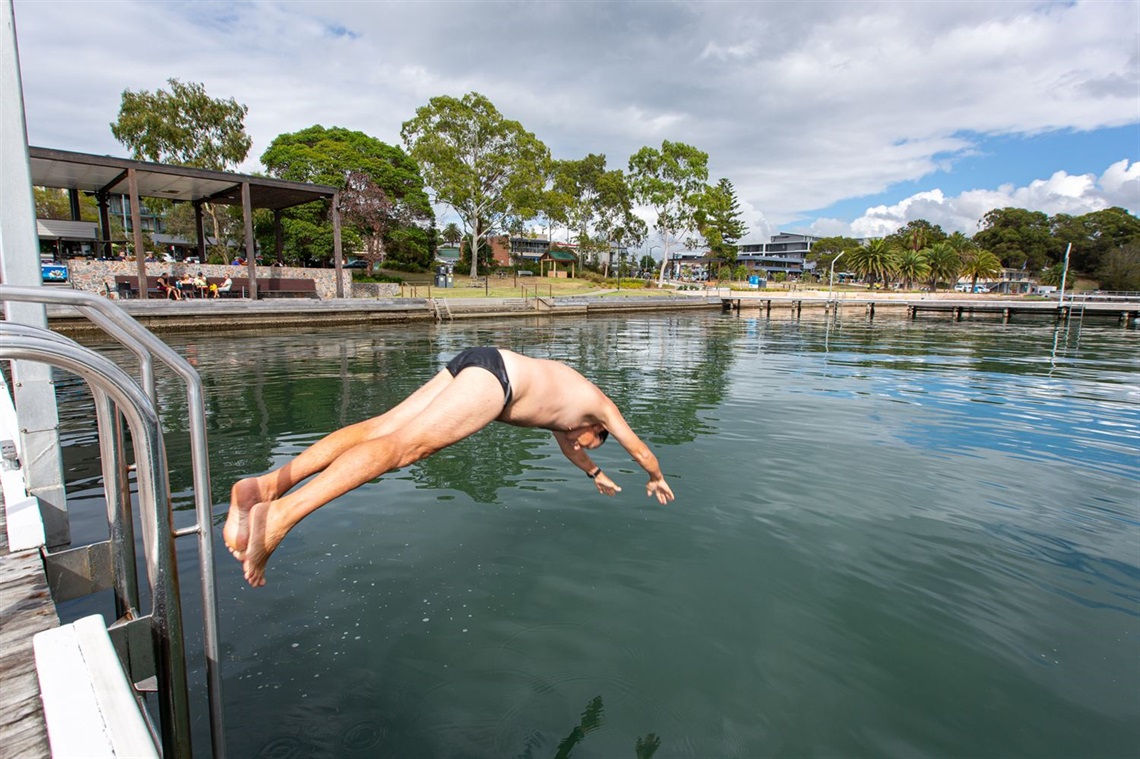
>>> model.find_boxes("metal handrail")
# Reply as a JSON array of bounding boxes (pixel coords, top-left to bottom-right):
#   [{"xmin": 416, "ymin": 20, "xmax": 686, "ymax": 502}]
[
  {"xmin": 0, "ymin": 285, "xmax": 225, "ymax": 758},
  {"xmin": 0, "ymin": 324, "xmax": 190, "ymax": 756}
]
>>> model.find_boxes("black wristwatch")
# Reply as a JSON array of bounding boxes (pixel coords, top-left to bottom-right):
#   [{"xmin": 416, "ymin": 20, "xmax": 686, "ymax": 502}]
[{"xmin": 587, "ymin": 466, "xmax": 602, "ymax": 479}]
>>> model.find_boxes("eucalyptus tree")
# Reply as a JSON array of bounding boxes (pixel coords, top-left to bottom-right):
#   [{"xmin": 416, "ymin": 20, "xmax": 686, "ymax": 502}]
[
  {"xmin": 552, "ymin": 154, "xmax": 642, "ymax": 271},
  {"xmin": 111, "ymin": 78, "xmax": 251, "ymax": 169},
  {"xmin": 111, "ymin": 78, "xmax": 252, "ymax": 257},
  {"xmin": 627, "ymin": 140, "xmax": 709, "ymax": 285},
  {"xmin": 923, "ymin": 241, "xmax": 961, "ymax": 290},
  {"xmin": 808, "ymin": 235, "xmax": 862, "ymax": 273},
  {"xmin": 402, "ymin": 92, "xmax": 550, "ymax": 278},
  {"xmin": 847, "ymin": 238, "xmax": 899, "ymax": 287},
  {"xmin": 261, "ymin": 125, "xmax": 434, "ymax": 268},
  {"xmin": 959, "ymin": 249, "xmax": 1004, "ymax": 292}
]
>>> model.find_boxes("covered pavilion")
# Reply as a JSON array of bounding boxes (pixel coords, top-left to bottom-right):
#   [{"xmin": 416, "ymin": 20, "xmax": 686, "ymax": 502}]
[
  {"xmin": 28, "ymin": 147, "xmax": 346, "ymax": 299},
  {"xmin": 538, "ymin": 248, "xmax": 578, "ymax": 278}
]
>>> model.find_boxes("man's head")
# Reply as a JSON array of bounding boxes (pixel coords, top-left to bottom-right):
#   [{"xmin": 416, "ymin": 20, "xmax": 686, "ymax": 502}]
[{"xmin": 566, "ymin": 423, "xmax": 609, "ymax": 450}]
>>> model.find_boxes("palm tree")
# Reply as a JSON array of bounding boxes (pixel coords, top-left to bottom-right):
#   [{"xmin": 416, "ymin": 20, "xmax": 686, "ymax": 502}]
[
  {"xmin": 847, "ymin": 238, "xmax": 899, "ymax": 288},
  {"xmin": 896, "ymin": 249, "xmax": 931, "ymax": 290},
  {"xmin": 945, "ymin": 231, "xmax": 976, "ymax": 255},
  {"xmin": 441, "ymin": 222, "xmax": 463, "ymax": 247},
  {"xmin": 924, "ymin": 241, "xmax": 961, "ymax": 291},
  {"xmin": 960, "ymin": 249, "xmax": 1003, "ymax": 292}
]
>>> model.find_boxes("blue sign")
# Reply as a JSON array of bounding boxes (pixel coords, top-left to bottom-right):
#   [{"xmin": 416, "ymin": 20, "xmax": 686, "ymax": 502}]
[{"xmin": 41, "ymin": 264, "xmax": 68, "ymax": 283}]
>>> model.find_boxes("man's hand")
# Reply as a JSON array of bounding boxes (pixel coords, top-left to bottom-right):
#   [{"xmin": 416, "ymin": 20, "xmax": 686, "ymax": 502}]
[
  {"xmin": 593, "ymin": 471, "xmax": 622, "ymax": 496},
  {"xmin": 647, "ymin": 477, "xmax": 674, "ymax": 505}
]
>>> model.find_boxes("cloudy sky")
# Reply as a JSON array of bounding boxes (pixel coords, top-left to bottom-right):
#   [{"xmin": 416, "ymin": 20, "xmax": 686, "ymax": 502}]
[{"xmin": 11, "ymin": 0, "xmax": 1139, "ymax": 244}]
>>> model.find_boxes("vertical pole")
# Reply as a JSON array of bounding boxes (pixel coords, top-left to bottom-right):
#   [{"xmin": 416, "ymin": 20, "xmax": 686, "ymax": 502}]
[
  {"xmin": 272, "ymin": 209, "xmax": 284, "ymax": 266},
  {"xmin": 128, "ymin": 169, "xmax": 147, "ymax": 299},
  {"xmin": 193, "ymin": 201, "xmax": 206, "ymax": 261},
  {"xmin": 1057, "ymin": 242, "xmax": 1072, "ymax": 311},
  {"xmin": 0, "ymin": 0, "xmax": 68, "ymax": 546},
  {"xmin": 331, "ymin": 191, "xmax": 344, "ymax": 298},
  {"xmin": 97, "ymin": 191, "xmax": 112, "ymax": 258},
  {"xmin": 242, "ymin": 181, "xmax": 257, "ymax": 299}
]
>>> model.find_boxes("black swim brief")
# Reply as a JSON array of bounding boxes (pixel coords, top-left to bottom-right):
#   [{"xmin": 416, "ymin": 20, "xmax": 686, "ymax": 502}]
[{"xmin": 445, "ymin": 347, "xmax": 513, "ymax": 406}]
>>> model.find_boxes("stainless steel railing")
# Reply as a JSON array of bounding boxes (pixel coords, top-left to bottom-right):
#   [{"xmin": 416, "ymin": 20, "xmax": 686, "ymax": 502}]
[{"xmin": 0, "ymin": 284, "xmax": 225, "ymax": 758}]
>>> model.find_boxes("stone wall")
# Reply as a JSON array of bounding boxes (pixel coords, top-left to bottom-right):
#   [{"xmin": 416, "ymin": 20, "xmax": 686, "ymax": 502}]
[
  {"xmin": 63, "ymin": 260, "xmax": 350, "ymax": 300},
  {"xmin": 350, "ymin": 282, "xmax": 401, "ymax": 298}
]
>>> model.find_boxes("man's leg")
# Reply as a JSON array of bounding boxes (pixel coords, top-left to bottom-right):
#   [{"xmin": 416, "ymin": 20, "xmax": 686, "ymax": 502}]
[
  {"xmin": 236, "ymin": 367, "xmax": 506, "ymax": 586},
  {"xmin": 225, "ymin": 369, "xmax": 456, "ymax": 560}
]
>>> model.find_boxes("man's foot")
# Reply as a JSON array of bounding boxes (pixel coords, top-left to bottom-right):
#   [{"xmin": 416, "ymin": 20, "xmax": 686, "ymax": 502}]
[
  {"xmin": 242, "ymin": 500, "xmax": 287, "ymax": 587},
  {"xmin": 225, "ymin": 477, "xmax": 276, "ymax": 561}
]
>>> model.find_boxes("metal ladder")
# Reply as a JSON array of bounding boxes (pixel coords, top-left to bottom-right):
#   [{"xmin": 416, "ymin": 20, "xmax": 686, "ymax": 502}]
[{"xmin": 0, "ymin": 285, "xmax": 225, "ymax": 758}]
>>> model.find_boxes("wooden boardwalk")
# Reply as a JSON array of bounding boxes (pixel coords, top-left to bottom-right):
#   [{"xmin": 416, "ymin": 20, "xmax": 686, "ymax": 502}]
[
  {"xmin": 0, "ymin": 503, "xmax": 55, "ymax": 759},
  {"xmin": 721, "ymin": 295, "xmax": 1140, "ymax": 325}
]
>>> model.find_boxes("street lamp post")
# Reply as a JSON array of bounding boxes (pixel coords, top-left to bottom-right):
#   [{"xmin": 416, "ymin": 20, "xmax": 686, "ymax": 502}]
[{"xmin": 829, "ymin": 251, "xmax": 847, "ymax": 306}]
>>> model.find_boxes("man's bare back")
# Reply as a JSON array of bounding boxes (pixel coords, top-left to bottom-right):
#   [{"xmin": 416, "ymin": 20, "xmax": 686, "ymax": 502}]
[{"xmin": 225, "ymin": 347, "xmax": 673, "ymax": 587}]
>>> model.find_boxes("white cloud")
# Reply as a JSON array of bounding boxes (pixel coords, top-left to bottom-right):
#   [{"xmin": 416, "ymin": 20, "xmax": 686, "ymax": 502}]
[
  {"xmin": 10, "ymin": 0, "xmax": 1139, "ymax": 240},
  {"xmin": 819, "ymin": 160, "xmax": 1140, "ymax": 238}
]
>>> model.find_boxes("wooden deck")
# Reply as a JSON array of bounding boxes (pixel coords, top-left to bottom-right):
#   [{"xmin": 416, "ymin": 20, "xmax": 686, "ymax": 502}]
[
  {"xmin": 0, "ymin": 503, "xmax": 55, "ymax": 759},
  {"xmin": 720, "ymin": 295, "xmax": 1140, "ymax": 325}
]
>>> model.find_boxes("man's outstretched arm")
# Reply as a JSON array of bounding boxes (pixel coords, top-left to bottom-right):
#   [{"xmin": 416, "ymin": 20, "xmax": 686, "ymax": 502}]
[{"xmin": 596, "ymin": 401, "xmax": 675, "ymax": 505}]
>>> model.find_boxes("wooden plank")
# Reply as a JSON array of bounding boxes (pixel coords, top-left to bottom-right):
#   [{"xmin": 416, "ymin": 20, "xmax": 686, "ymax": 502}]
[{"xmin": 0, "ymin": 505, "xmax": 56, "ymax": 759}]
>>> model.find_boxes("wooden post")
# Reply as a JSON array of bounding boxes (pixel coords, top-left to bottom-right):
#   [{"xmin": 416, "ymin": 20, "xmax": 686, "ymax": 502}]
[
  {"xmin": 242, "ymin": 181, "xmax": 257, "ymax": 299},
  {"xmin": 127, "ymin": 169, "xmax": 147, "ymax": 300}
]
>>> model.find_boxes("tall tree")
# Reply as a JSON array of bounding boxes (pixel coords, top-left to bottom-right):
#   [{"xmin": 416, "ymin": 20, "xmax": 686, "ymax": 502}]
[
  {"xmin": 261, "ymin": 125, "xmax": 434, "ymax": 268},
  {"xmin": 1094, "ymin": 243, "xmax": 1140, "ymax": 291},
  {"xmin": 339, "ymin": 171, "xmax": 399, "ymax": 274},
  {"xmin": 895, "ymin": 249, "xmax": 931, "ymax": 290},
  {"xmin": 960, "ymin": 249, "xmax": 1003, "ymax": 291},
  {"xmin": 923, "ymin": 241, "xmax": 961, "ymax": 290},
  {"xmin": 1073, "ymin": 207, "xmax": 1140, "ymax": 273},
  {"xmin": 973, "ymin": 207, "xmax": 1059, "ymax": 271},
  {"xmin": 847, "ymin": 238, "xmax": 899, "ymax": 287},
  {"xmin": 111, "ymin": 78, "xmax": 252, "ymax": 170},
  {"xmin": 627, "ymin": 140, "xmax": 709, "ymax": 285},
  {"xmin": 888, "ymin": 219, "xmax": 946, "ymax": 253},
  {"xmin": 550, "ymin": 154, "xmax": 641, "ymax": 270},
  {"xmin": 401, "ymin": 92, "xmax": 550, "ymax": 278},
  {"xmin": 111, "ymin": 78, "xmax": 252, "ymax": 258},
  {"xmin": 441, "ymin": 222, "xmax": 463, "ymax": 246},
  {"xmin": 694, "ymin": 178, "xmax": 748, "ymax": 273},
  {"xmin": 808, "ymin": 235, "xmax": 862, "ymax": 273}
]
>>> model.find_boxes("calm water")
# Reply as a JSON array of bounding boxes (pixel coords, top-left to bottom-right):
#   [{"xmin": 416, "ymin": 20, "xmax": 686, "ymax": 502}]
[{"xmin": 54, "ymin": 311, "xmax": 1138, "ymax": 758}]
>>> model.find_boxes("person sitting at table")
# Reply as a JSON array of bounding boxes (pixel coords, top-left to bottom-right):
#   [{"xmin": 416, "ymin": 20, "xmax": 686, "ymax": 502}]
[
  {"xmin": 193, "ymin": 272, "xmax": 208, "ymax": 297},
  {"xmin": 216, "ymin": 275, "xmax": 233, "ymax": 297},
  {"xmin": 176, "ymin": 273, "xmax": 195, "ymax": 297},
  {"xmin": 156, "ymin": 274, "xmax": 181, "ymax": 300}
]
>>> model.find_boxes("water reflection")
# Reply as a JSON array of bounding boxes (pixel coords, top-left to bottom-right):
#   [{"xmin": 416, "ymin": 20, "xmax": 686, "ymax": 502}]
[{"xmin": 515, "ymin": 696, "xmax": 660, "ymax": 759}]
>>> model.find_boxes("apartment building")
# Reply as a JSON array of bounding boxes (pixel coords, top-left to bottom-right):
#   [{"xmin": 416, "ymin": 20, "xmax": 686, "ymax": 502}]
[{"xmin": 737, "ymin": 233, "xmax": 820, "ymax": 278}]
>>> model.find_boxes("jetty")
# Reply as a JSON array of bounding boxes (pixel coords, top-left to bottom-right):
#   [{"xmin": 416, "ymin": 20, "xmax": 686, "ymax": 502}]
[{"xmin": 719, "ymin": 293, "xmax": 1140, "ymax": 326}]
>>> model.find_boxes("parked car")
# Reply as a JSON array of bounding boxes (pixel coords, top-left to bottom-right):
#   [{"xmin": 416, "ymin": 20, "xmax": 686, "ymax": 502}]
[{"xmin": 343, "ymin": 259, "xmax": 369, "ymax": 269}]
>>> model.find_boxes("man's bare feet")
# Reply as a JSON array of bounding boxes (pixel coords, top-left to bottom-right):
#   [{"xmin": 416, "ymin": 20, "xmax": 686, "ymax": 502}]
[
  {"xmin": 225, "ymin": 477, "xmax": 276, "ymax": 561},
  {"xmin": 241, "ymin": 501, "xmax": 288, "ymax": 587}
]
